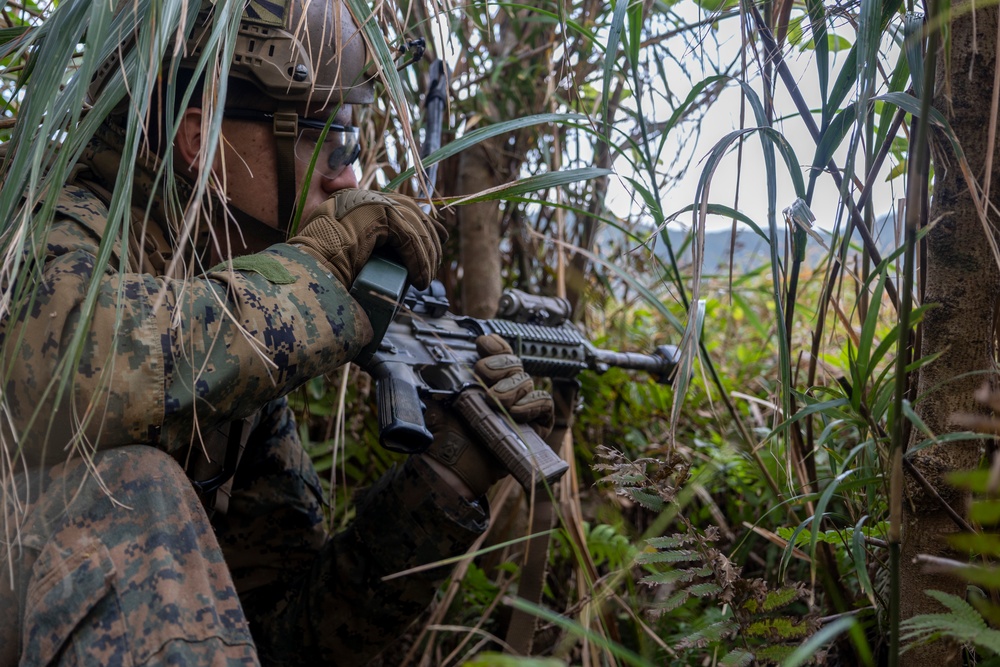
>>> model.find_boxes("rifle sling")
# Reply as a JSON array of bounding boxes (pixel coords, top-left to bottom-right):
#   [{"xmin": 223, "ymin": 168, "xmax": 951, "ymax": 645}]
[
  {"xmin": 505, "ymin": 491, "xmax": 555, "ymax": 655},
  {"xmin": 505, "ymin": 379, "xmax": 578, "ymax": 655}
]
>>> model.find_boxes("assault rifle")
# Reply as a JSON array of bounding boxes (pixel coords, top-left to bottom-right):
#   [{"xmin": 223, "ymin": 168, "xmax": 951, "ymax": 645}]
[
  {"xmin": 350, "ymin": 258, "xmax": 680, "ymax": 492},
  {"xmin": 349, "ymin": 57, "xmax": 677, "ymax": 492}
]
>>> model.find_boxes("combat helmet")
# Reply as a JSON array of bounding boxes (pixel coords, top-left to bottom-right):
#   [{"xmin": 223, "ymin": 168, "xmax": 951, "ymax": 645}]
[
  {"xmin": 183, "ymin": 0, "xmax": 375, "ymax": 106},
  {"xmin": 90, "ymin": 0, "xmax": 375, "ymax": 232}
]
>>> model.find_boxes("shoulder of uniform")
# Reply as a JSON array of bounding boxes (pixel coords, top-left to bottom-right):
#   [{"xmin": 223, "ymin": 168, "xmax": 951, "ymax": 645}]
[
  {"xmin": 44, "ymin": 183, "xmax": 124, "ymax": 267},
  {"xmin": 54, "ymin": 184, "xmax": 111, "ymax": 241}
]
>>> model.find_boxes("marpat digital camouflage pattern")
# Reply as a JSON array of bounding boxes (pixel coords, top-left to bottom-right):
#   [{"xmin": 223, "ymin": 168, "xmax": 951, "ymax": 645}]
[{"xmin": 0, "ymin": 125, "xmax": 486, "ymax": 665}]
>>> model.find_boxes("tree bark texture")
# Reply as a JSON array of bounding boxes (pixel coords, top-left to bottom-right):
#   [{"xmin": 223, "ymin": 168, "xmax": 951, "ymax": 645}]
[
  {"xmin": 457, "ymin": 140, "xmax": 505, "ymax": 318},
  {"xmin": 451, "ymin": 7, "xmax": 522, "ymax": 318},
  {"xmin": 901, "ymin": 5, "xmax": 1000, "ymax": 665}
]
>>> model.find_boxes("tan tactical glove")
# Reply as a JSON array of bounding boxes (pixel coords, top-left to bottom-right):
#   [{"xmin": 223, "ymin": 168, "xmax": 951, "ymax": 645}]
[
  {"xmin": 288, "ymin": 189, "xmax": 446, "ymax": 289},
  {"xmin": 423, "ymin": 334, "xmax": 555, "ymax": 498}
]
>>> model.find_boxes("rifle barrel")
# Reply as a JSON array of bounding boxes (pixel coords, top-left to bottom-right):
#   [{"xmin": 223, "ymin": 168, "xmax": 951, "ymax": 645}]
[{"xmin": 591, "ymin": 348, "xmax": 677, "ymax": 379}]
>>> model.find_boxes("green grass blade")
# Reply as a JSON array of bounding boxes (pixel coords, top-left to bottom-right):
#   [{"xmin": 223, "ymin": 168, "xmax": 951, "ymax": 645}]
[
  {"xmin": 805, "ymin": 0, "xmax": 829, "ymax": 118},
  {"xmin": 782, "ymin": 617, "xmax": 866, "ymax": 667},
  {"xmin": 383, "ymin": 112, "xmax": 591, "ymax": 191},
  {"xmin": 810, "ymin": 469, "xmax": 855, "ymax": 563},
  {"xmin": 504, "ymin": 596, "xmax": 656, "ymax": 667},
  {"xmin": 447, "ymin": 167, "xmax": 612, "ymax": 204},
  {"xmin": 601, "ymin": 0, "xmax": 629, "ymax": 139}
]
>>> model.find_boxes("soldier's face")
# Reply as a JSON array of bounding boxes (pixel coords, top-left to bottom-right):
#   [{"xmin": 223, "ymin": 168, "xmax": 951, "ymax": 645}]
[{"xmin": 219, "ymin": 103, "xmax": 359, "ymax": 230}]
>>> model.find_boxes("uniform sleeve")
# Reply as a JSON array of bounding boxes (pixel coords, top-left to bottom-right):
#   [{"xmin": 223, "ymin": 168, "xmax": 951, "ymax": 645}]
[
  {"xmin": 217, "ymin": 399, "xmax": 488, "ymax": 666},
  {"xmin": 0, "ymin": 214, "xmax": 372, "ymax": 465}
]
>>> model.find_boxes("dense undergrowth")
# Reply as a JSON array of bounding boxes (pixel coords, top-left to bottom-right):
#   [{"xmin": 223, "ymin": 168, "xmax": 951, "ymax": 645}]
[
  {"xmin": 5, "ymin": 0, "xmax": 1000, "ymax": 663},
  {"xmin": 290, "ymin": 256, "xmax": 924, "ymax": 665}
]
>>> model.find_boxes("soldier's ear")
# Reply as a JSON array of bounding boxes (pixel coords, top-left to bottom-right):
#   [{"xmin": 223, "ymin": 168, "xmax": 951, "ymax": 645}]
[{"xmin": 175, "ymin": 107, "xmax": 205, "ymax": 170}]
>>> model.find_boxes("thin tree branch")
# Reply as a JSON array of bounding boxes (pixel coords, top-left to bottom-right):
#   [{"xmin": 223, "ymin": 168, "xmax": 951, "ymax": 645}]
[
  {"xmin": 749, "ymin": 2, "xmax": 900, "ymax": 313},
  {"xmin": 903, "ymin": 457, "xmax": 975, "ymax": 533}
]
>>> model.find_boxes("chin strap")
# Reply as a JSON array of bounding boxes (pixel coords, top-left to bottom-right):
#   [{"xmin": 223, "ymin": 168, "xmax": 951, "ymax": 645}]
[
  {"xmin": 273, "ymin": 109, "xmax": 300, "ymax": 236},
  {"xmin": 224, "ymin": 204, "xmax": 288, "ymax": 254}
]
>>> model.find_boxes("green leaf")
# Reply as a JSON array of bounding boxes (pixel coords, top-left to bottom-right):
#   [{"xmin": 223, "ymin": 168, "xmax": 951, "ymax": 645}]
[
  {"xmin": 0, "ymin": 25, "xmax": 30, "ymax": 46},
  {"xmin": 638, "ymin": 569, "xmax": 700, "ymax": 586},
  {"xmin": 626, "ymin": 0, "xmax": 642, "ymax": 66},
  {"xmin": 645, "ymin": 534, "xmax": 695, "ymax": 549},
  {"xmin": 447, "ymin": 168, "xmax": 613, "ymax": 204},
  {"xmin": 664, "ymin": 202, "xmax": 769, "ymax": 244},
  {"xmin": 687, "ymin": 582, "xmax": 723, "ymax": 598},
  {"xmin": 745, "ymin": 616, "xmax": 811, "ymax": 640},
  {"xmin": 763, "ymin": 586, "xmax": 805, "ymax": 612},
  {"xmin": 803, "ymin": 34, "xmax": 853, "ymax": 51},
  {"xmin": 852, "ymin": 516, "xmax": 878, "ymax": 604},
  {"xmin": 852, "ymin": 270, "xmax": 887, "ymax": 406},
  {"xmin": 782, "ymin": 617, "xmax": 860, "ymax": 667},
  {"xmin": 656, "ymin": 588, "xmax": 692, "ymax": 613},
  {"xmin": 949, "ymin": 532, "xmax": 1000, "ymax": 556},
  {"xmin": 755, "ymin": 644, "xmax": 797, "ymax": 663},
  {"xmin": 625, "ymin": 488, "xmax": 665, "ymax": 512},
  {"xmin": 900, "ymin": 590, "xmax": 1000, "ymax": 655},
  {"xmin": 948, "ymin": 565, "xmax": 1000, "ymax": 590},
  {"xmin": 886, "ymin": 159, "xmax": 908, "ymax": 181},
  {"xmin": 719, "ymin": 648, "xmax": 754, "ymax": 667},
  {"xmin": 634, "ymin": 549, "xmax": 700, "ymax": 564},
  {"xmin": 504, "ymin": 598, "xmax": 656, "ymax": 667},
  {"xmin": 601, "ymin": 0, "xmax": 629, "ymax": 139},
  {"xmin": 970, "ymin": 500, "xmax": 1000, "ymax": 526},
  {"xmin": 383, "ymin": 112, "xmax": 591, "ymax": 190},
  {"xmin": 875, "ymin": 34, "xmax": 911, "ymax": 152},
  {"xmin": 948, "ymin": 469, "xmax": 992, "ymax": 492},
  {"xmin": 692, "ymin": 0, "xmax": 738, "ymax": 11},
  {"xmin": 804, "ymin": 469, "xmax": 854, "ymax": 569},
  {"xmin": 810, "ymin": 104, "xmax": 858, "ymax": 181}
]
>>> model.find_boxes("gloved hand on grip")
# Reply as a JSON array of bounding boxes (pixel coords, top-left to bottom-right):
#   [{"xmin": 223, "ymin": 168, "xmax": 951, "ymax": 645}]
[
  {"xmin": 288, "ymin": 189, "xmax": 446, "ymax": 289},
  {"xmin": 421, "ymin": 334, "xmax": 555, "ymax": 499}
]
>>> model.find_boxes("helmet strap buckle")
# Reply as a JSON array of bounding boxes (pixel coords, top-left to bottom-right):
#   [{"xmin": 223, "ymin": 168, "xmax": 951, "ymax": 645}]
[{"xmin": 273, "ymin": 111, "xmax": 298, "ymax": 138}]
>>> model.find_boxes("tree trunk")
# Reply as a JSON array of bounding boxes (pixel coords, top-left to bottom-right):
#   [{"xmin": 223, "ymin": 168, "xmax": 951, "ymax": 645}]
[
  {"xmin": 901, "ymin": 5, "xmax": 1000, "ymax": 665},
  {"xmin": 456, "ymin": 141, "xmax": 505, "ymax": 318}
]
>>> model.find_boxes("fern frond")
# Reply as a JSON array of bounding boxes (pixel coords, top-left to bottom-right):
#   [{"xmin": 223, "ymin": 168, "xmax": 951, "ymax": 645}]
[
  {"xmin": 585, "ymin": 522, "xmax": 634, "ymax": 567},
  {"xmin": 687, "ymin": 582, "xmax": 723, "ymax": 598},
  {"xmin": 918, "ymin": 591, "xmax": 988, "ymax": 631},
  {"xmin": 649, "ymin": 588, "xmax": 692, "ymax": 616},
  {"xmin": 675, "ymin": 619, "xmax": 739, "ymax": 649},
  {"xmin": 646, "ymin": 534, "xmax": 695, "ymax": 549},
  {"xmin": 638, "ymin": 568, "xmax": 701, "ymax": 586},
  {"xmin": 744, "ymin": 616, "xmax": 811, "ymax": 641},
  {"xmin": 718, "ymin": 648, "xmax": 754, "ymax": 667},
  {"xmin": 901, "ymin": 618, "xmax": 1000, "ymax": 655},
  {"xmin": 635, "ymin": 549, "xmax": 700, "ymax": 564},
  {"xmin": 625, "ymin": 488, "xmax": 665, "ymax": 511},
  {"xmin": 762, "ymin": 585, "xmax": 806, "ymax": 612},
  {"xmin": 753, "ymin": 644, "xmax": 798, "ymax": 663}
]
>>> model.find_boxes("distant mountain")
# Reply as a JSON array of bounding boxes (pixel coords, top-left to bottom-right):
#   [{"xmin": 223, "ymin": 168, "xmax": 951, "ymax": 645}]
[{"xmin": 655, "ymin": 217, "xmax": 900, "ymax": 274}]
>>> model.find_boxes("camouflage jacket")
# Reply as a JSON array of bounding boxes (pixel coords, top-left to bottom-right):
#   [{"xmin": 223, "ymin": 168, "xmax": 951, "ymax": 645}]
[{"xmin": 0, "ymin": 128, "xmax": 487, "ymax": 664}]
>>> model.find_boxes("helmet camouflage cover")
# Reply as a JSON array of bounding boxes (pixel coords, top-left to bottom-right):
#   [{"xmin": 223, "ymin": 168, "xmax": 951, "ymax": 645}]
[
  {"xmin": 90, "ymin": 0, "xmax": 375, "ymax": 108},
  {"xmin": 204, "ymin": 0, "xmax": 375, "ymax": 105}
]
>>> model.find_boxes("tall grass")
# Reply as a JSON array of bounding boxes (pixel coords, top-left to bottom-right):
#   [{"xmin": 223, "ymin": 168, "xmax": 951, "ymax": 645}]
[{"xmin": 2, "ymin": 0, "xmax": 991, "ymax": 664}]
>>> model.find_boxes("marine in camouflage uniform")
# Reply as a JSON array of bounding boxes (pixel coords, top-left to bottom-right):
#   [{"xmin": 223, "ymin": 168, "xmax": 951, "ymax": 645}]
[{"xmin": 0, "ymin": 1, "xmax": 553, "ymax": 664}]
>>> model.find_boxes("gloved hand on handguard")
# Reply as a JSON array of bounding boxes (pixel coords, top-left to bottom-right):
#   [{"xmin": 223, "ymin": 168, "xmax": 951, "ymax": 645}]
[{"xmin": 421, "ymin": 334, "xmax": 555, "ymax": 499}]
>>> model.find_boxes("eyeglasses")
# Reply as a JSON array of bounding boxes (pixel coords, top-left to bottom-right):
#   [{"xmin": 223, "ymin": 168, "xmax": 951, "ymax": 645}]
[{"xmin": 223, "ymin": 109, "xmax": 361, "ymax": 179}]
